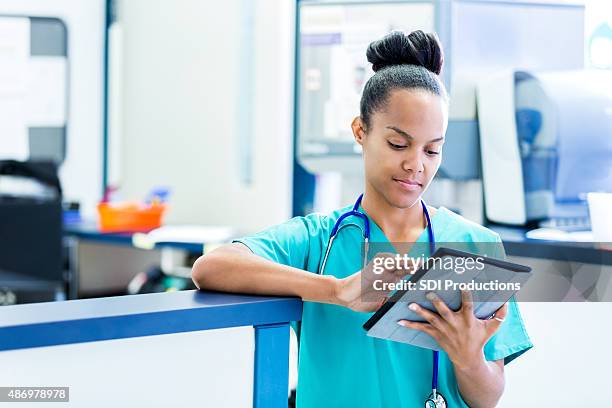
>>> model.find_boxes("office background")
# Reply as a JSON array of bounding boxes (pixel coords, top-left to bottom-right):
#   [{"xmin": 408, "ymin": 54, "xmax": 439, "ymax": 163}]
[{"xmin": 0, "ymin": 0, "xmax": 611, "ymax": 407}]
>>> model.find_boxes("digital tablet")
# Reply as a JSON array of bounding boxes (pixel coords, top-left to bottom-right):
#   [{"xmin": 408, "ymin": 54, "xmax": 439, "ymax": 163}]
[{"xmin": 362, "ymin": 247, "xmax": 532, "ymax": 350}]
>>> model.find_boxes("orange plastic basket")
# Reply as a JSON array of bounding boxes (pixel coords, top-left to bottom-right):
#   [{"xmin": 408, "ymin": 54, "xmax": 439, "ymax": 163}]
[{"xmin": 97, "ymin": 202, "xmax": 167, "ymax": 233}]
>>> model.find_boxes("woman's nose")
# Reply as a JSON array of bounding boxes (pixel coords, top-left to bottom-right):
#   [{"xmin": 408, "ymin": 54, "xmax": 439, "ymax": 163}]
[{"xmin": 401, "ymin": 149, "xmax": 425, "ymax": 173}]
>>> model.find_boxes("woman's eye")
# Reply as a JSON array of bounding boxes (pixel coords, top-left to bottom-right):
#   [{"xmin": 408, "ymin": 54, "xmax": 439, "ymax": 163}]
[
  {"xmin": 388, "ymin": 141, "xmax": 407, "ymax": 150},
  {"xmin": 426, "ymin": 150, "xmax": 440, "ymax": 155}
]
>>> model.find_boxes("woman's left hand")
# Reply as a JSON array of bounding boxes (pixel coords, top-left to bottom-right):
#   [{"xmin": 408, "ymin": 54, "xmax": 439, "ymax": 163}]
[{"xmin": 397, "ymin": 291, "xmax": 508, "ymax": 370}]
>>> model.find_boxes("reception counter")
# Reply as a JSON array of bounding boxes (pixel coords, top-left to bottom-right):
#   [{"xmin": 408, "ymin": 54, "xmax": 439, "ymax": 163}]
[{"xmin": 0, "ymin": 290, "xmax": 302, "ymax": 407}]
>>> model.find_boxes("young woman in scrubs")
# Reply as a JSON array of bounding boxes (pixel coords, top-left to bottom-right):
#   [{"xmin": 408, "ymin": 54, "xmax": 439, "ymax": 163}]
[{"xmin": 192, "ymin": 30, "xmax": 532, "ymax": 408}]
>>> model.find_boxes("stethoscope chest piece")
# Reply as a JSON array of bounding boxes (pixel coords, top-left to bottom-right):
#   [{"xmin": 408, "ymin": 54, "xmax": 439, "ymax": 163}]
[{"xmin": 424, "ymin": 391, "xmax": 447, "ymax": 408}]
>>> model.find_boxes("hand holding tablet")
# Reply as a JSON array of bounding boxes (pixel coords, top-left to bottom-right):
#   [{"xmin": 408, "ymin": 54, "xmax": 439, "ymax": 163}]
[{"xmin": 363, "ymin": 247, "xmax": 532, "ymax": 351}]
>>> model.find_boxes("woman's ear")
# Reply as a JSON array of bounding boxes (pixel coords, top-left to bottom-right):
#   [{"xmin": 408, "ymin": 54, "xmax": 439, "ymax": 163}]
[{"xmin": 352, "ymin": 116, "xmax": 366, "ymax": 145}]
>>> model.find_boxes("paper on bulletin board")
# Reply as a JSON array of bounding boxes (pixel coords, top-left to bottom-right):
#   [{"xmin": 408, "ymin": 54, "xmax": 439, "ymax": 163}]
[
  {"xmin": 0, "ymin": 17, "xmax": 29, "ymax": 96},
  {"xmin": 0, "ymin": 94, "xmax": 28, "ymax": 160},
  {"xmin": 0, "ymin": 17, "xmax": 30, "ymax": 59},
  {"xmin": 26, "ymin": 57, "xmax": 68, "ymax": 126},
  {"xmin": 0, "ymin": 17, "xmax": 29, "ymax": 160}
]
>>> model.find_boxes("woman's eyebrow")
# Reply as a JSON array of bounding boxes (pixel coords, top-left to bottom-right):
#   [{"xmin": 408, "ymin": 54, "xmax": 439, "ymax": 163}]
[{"xmin": 385, "ymin": 126, "xmax": 444, "ymax": 143}]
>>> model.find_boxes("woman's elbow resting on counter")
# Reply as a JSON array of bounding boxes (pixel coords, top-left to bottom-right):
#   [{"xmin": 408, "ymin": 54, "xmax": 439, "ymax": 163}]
[
  {"xmin": 191, "ymin": 248, "xmax": 223, "ymax": 289},
  {"xmin": 191, "ymin": 244, "xmax": 250, "ymax": 289},
  {"xmin": 191, "ymin": 256, "xmax": 206, "ymax": 289}
]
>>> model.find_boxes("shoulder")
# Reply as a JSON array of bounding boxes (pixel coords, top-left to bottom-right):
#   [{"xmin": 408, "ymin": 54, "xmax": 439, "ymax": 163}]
[
  {"xmin": 282, "ymin": 204, "xmax": 352, "ymax": 235},
  {"xmin": 436, "ymin": 207, "xmax": 501, "ymax": 242}
]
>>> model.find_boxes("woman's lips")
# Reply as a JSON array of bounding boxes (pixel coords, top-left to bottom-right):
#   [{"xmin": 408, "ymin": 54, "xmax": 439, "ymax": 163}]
[{"xmin": 393, "ymin": 178, "xmax": 422, "ymax": 191}]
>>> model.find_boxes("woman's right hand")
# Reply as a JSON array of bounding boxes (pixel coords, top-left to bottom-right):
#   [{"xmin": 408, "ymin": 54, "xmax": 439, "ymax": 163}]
[{"xmin": 333, "ymin": 253, "xmax": 417, "ymax": 313}]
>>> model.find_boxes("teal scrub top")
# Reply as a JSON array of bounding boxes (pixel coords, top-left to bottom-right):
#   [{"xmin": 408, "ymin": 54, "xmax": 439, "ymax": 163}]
[{"xmin": 234, "ymin": 204, "xmax": 533, "ymax": 408}]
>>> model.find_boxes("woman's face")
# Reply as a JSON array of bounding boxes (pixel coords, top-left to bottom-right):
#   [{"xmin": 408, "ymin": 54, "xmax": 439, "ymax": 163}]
[{"xmin": 353, "ymin": 89, "xmax": 448, "ymax": 209}]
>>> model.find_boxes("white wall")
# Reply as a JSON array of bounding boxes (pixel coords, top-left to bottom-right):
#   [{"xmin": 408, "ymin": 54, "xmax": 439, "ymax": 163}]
[
  {"xmin": 0, "ymin": 326, "xmax": 254, "ymax": 407},
  {"xmin": 499, "ymin": 302, "xmax": 612, "ymax": 407},
  {"xmin": 111, "ymin": 0, "xmax": 295, "ymax": 231},
  {"xmin": 499, "ymin": 258, "xmax": 612, "ymax": 407}
]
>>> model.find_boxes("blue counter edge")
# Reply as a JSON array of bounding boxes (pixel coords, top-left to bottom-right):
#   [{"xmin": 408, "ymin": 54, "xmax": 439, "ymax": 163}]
[{"xmin": 0, "ymin": 290, "xmax": 303, "ymax": 352}]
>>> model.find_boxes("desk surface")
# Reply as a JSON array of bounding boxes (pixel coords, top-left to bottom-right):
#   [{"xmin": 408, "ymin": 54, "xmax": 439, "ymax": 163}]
[
  {"xmin": 64, "ymin": 221, "xmax": 611, "ymax": 264},
  {"xmin": 64, "ymin": 221, "xmax": 206, "ymax": 253},
  {"xmin": 488, "ymin": 224, "xmax": 612, "ymax": 265},
  {"xmin": 0, "ymin": 290, "xmax": 303, "ymax": 351}
]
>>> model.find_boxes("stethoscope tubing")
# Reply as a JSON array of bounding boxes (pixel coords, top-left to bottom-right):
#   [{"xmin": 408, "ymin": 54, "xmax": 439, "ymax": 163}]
[{"xmin": 320, "ymin": 194, "xmax": 442, "ymax": 402}]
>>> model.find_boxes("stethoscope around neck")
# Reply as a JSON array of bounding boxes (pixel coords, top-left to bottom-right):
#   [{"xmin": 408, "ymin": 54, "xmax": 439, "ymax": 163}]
[{"xmin": 318, "ymin": 193, "xmax": 447, "ymax": 408}]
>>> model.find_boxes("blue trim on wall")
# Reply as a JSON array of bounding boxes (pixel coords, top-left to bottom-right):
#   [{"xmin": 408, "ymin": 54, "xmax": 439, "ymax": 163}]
[
  {"xmin": 0, "ymin": 290, "xmax": 302, "ymax": 351},
  {"xmin": 253, "ymin": 323, "xmax": 291, "ymax": 408},
  {"xmin": 293, "ymin": 1, "xmax": 317, "ymax": 216},
  {"xmin": 101, "ymin": 0, "xmax": 113, "ymax": 194}
]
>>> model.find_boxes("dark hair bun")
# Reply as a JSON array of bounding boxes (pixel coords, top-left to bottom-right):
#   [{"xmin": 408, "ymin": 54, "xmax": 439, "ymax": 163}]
[{"xmin": 366, "ymin": 30, "xmax": 444, "ymax": 75}]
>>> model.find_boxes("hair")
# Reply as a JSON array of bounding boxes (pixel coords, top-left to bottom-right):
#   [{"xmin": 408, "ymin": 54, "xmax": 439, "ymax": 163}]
[{"xmin": 360, "ymin": 30, "xmax": 447, "ymax": 130}]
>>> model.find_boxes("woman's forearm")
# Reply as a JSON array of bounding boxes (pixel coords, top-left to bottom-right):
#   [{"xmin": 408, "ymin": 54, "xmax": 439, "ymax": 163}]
[
  {"xmin": 191, "ymin": 243, "xmax": 340, "ymax": 304},
  {"xmin": 454, "ymin": 357, "xmax": 505, "ymax": 408}
]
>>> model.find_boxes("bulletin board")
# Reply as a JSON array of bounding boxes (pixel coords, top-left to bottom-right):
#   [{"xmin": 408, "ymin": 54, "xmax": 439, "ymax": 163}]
[{"xmin": 0, "ymin": 16, "xmax": 68, "ymax": 164}]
